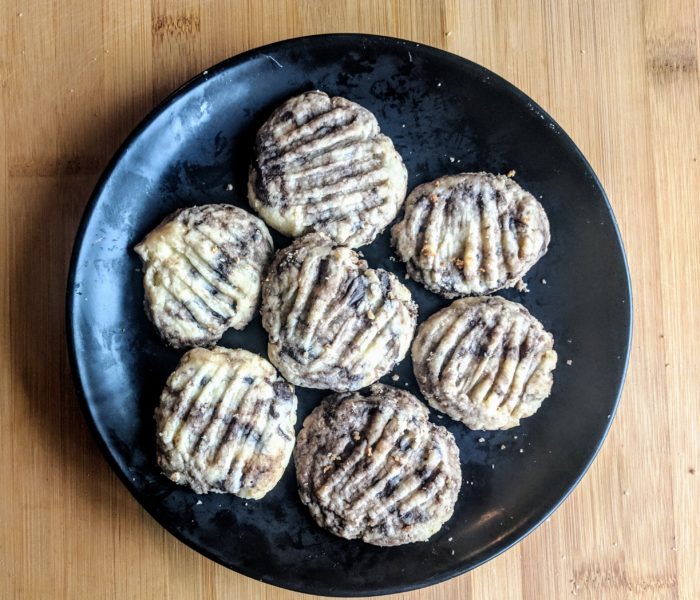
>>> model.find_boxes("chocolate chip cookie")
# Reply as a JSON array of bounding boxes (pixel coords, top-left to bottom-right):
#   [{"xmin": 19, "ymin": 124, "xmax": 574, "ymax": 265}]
[
  {"xmin": 155, "ymin": 346, "xmax": 297, "ymax": 498},
  {"xmin": 135, "ymin": 204, "xmax": 273, "ymax": 348},
  {"xmin": 261, "ymin": 233, "xmax": 417, "ymax": 391},
  {"xmin": 412, "ymin": 296, "xmax": 557, "ymax": 430},
  {"xmin": 249, "ymin": 91, "xmax": 407, "ymax": 248},
  {"xmin": 294, "ymin": 384, "xmax": 461, "ymax": 545},
  {"xmin": 391, "ymin": 173, "xmax": 550, "ymax": 297}
]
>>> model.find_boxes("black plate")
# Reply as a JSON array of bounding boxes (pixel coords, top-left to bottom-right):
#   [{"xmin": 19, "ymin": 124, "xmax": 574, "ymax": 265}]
[{"xmin": 67, "ymin": 34, "xmax": 632, "ymax": 596}]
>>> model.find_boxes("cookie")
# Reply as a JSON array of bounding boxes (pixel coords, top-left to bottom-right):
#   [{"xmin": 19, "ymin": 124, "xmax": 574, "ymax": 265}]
[
  {"xmin": 134, "ymin": 204, "xmax": 273, "ymax": 348},
  {"xmin": 412, "ymin": 296, "xmax": 557, "ymax": 430},
  {"xmin": 261, "ymin": 233, "xmax": 417, "ymax": 391},
  {"xmin": 294, "ymin": 384, "xmax": 461, "ymax": 546},
  {"xmin": 155, "ymin": 346, "xmax": 297, "ymax": 498},
  {"xmin": 248, "ymin": 91, "xmax": 407, "ymax": 248},
  {"xmin": 391, "ymin": 172, "xmax": 550, "ymax": 297}
]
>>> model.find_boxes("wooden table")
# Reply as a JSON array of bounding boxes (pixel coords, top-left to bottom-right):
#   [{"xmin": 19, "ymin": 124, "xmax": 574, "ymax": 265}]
[{"xmin": 2, "ymin": 1, "xmax": 698, "ymax": 598}]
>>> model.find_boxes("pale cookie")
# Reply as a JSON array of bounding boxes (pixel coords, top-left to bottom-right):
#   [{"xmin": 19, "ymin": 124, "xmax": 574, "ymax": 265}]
[
  {"xmin": 155, "ymin": 346, "xmax": 297, "ymax": 498},
  {"xmin": 135, "ymin": 204, "xmax": 273, "ymax": 348},
  {"xmin": 261, "ymin": 233, "xmax": 417, "ymax": 391},
  {"xmin": 391, "ymin": 172, "xmax": 550, "ymax": 297},
  {"xmin": 294, "ymin": 384, "xmax": 461, "ymax": 546},
  {"xmin": 412, "ymin": 296, "xmax": 557, "ymax": 430},
  {"xmin": 249, "ymin": 91, "xmax": 407, "ymax": 248}
]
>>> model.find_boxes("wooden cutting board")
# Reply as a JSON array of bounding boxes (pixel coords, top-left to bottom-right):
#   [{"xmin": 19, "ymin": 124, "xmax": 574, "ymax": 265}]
[{"xmin": 1, "ymin": 1, "xmax": 698, "ymax": 598}]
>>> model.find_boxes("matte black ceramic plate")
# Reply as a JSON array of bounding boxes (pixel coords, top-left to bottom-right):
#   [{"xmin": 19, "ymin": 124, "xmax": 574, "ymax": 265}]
[{"xmin": 67, "ymin": 34, "xmax": 631, "ymax": 596}]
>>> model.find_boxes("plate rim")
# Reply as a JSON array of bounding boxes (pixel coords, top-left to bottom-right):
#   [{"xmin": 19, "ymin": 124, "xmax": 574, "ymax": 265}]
[{"xmin": 65, "ymin": 32, "xmax": 633, "ymax": 597}]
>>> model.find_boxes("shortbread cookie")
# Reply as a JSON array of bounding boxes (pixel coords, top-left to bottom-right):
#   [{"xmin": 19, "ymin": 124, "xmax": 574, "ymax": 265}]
[
  {"xmin": 134, "ymin": 204, "xmax": 273, "ymax": 348},
  {"xmin": 412, "ymin": 296, "xmax": 557, "ymax": 430},
  {"xmin": 391, "ymin": 173, "xmax": 550, "ymax": 297},
  {"xmin": 249, "ymin": 91, "xmax": 407, "ymax": 248},
  {"xmin": 155, "ymin": 346, "xmax": 297, "ymax": 498},
  {"xmin": 294, "ymin": 384, "xmax": 461, "ymax": 546},
  {"xmin": 261, "ymin": 233, "xmax": 417, "ymax": 391}
]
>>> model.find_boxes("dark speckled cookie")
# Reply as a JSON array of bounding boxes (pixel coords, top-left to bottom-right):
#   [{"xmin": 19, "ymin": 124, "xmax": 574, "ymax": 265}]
[
  {"xmin": 294, "ymin": 384, "xmax": 461, "ymax": 546},
  {"xmin": 261, "ymin": 233, "xmax": 417, "ymax": 391},
  {"xmin": 391, "ymin": 172, "xmax": 550, "ymax": 297},
  {"xmin": 248, "ymin": 91, "xmax": 407, "ymax": 248},
  {"xmin": 155, "ymin": 346, "xmax": 297, "ymax": 498},
  {"xmin": 412, "ymin": 296, "xmax": 557, "ymax": 430},
  {"xmin": 134, "ymin": 204, "xmax": 274, "ymax": 349}
]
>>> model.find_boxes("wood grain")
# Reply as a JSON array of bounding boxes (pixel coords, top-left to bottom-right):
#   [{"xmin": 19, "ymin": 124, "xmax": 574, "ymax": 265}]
[{"xmin": 1, "ymin": 1, "xmax": 699, "ymax": 598}]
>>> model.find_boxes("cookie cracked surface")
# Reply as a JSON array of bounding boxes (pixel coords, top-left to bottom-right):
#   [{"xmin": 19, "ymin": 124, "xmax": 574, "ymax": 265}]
[
  {"xmin": 249, "ymin": 91, "xmax": 407, "ymax": 248},
  {"xmin": 412, "ymin": 296, "xmax": 557, "ymax": 430},
  {"xmin": 134, "ymin": 204, "xmax": 273, "ymax": 349},
  {"xmin": 391, "ymin": 172, "xmax": 550, "ymax": 297},
  {"xmin": 261, "ymin": 233, "xmax": 417, "ymax": 391},
  {"xmin": 155, "ymin": 346, "xmax": 297, "ymax": 498},
  {"xmin": 294, "ymin": 384, "xmax": 461, "ymax": 545}
]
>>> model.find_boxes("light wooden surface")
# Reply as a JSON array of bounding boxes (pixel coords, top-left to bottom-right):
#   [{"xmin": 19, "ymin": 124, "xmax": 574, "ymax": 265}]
[{"xmin": 1, "ymin": 1, "xmax": 699, "ymax": 598}]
